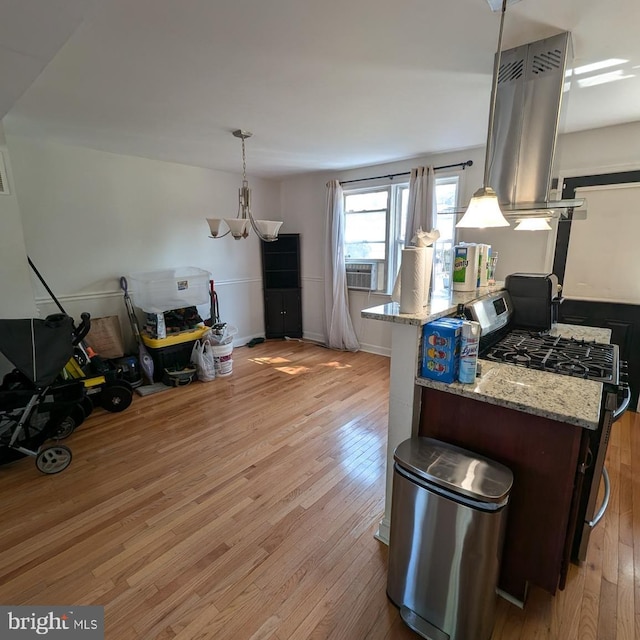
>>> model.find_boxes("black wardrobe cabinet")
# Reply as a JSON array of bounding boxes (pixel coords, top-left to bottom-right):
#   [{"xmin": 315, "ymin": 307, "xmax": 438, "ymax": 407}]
[{"xmin": 261, "ymin": 233, "xmax": 302, "ymax": 339}]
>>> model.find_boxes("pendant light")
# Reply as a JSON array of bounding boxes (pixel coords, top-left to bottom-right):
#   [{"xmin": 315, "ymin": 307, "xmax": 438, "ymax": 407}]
[
  {"xmin": 207, "ymin": 130, "xmax": 283, "ymax": 242},
  {"xmin": 456, "ymin": 0, "xmax": 513, "ymax": 229}
]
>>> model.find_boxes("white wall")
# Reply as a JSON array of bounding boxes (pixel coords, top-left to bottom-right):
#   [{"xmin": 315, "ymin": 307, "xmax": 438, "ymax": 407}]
[
  {"xmin": 281, "ymin": 121, "xmax": 640, "ymax": 355},
  {"xmin": 5, "ymin": 121, "xmax": 639, "ymax": 362},
  {"xmin": 0, "ymin": 123, "xmax": 37, "ymax": 376},
  {"xmin": 5, "ymin": 135, "xmax": 281, "ymax": 348}
]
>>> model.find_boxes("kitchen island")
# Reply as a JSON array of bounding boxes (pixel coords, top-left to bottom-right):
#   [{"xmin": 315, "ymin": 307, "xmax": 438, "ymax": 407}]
[
  {"xmin": 362, "ymin": 288, "xmax": 611, "ymax": 605},
  {"xmin": 361, "ymin": 285, "xmax": 509, "ymax": 545}
]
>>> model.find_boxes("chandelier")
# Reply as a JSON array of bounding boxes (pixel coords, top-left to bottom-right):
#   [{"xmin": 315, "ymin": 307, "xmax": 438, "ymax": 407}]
[
  {"xmin": 456, "ymin": 0, "xmax": 513, "ymax": 229},
  {"xmin": 207, "ymin": 130, "xmax": 283, "ymax": 242}
]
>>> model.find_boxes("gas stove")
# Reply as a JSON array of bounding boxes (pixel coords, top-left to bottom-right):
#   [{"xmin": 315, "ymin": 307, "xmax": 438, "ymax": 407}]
[
  {"xmin": 482, "ymin": 329, "xmax": 618, "ymax": 385},
  {"xmin": 463, "ymin": 289, "xmax": 620, "ymax": 385}
]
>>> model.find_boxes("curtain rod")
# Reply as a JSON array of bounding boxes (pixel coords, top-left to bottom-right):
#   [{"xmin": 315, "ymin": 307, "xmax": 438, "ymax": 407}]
[{"xmin": 339, "ymin": 160, "xmax": 473, "ymax": 185}]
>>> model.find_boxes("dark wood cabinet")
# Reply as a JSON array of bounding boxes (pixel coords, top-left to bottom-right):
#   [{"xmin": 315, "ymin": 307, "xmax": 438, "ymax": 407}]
[
  {"xmin": 419, "ymin": 386, "xmax": 587, "ymax": 604},
  {"xmin": 559, "ymin": 299, "xmax": 639, "ymax": 409},
  {"xmin": 261, "ymin": 234, "xmax": 302, "ymax": 339}
]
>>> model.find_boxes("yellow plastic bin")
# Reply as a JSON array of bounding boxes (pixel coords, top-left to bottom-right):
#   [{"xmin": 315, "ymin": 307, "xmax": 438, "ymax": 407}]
[{"xmin": 141, "ymin": 327, "xmax": 208, "ymax": 381}]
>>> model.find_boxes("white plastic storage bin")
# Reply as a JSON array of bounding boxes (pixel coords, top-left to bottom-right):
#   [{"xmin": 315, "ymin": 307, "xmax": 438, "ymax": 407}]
[{"xmin": 129, "ymin": 267, "xmax": 211, "ymax": 313}]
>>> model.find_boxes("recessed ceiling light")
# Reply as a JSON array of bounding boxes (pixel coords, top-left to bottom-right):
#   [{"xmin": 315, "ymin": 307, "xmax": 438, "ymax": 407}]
[{"xmin": 577, "ymin": 70, "xmax": 635, "ymax": 88}]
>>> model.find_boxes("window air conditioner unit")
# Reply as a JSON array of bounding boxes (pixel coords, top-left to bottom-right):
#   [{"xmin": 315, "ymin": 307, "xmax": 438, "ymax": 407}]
[{"xmin": 346, "ymin": 262, "xmax": 379, "ymax": 291}]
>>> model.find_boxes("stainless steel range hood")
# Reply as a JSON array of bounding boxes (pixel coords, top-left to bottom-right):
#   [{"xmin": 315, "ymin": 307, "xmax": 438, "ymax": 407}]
[{"xmin": 488, "ymin": 31, "xmax": 586, "ymax": 220}]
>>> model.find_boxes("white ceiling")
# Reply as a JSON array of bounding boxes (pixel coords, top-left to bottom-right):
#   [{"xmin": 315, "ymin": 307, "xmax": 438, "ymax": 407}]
[{"xmin": 2, "ymin": 0, "xmax": 639, "ymax": 178}]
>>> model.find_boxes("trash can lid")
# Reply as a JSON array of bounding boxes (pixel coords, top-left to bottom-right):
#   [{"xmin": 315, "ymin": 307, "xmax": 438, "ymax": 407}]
[{"xmin": 394, "ymin": 437, "xmax": 513, "ymax": 504}]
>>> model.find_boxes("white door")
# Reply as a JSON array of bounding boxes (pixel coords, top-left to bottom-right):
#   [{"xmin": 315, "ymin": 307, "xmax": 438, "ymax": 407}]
[{"xmin": 562, "ymin": 182, "xmax": 640, "ymax": 303}]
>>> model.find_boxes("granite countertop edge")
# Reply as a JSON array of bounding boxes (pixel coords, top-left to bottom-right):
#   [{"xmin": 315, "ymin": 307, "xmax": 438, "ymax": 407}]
[
  {"xmin": 360, "ymin": 284, "xmax": 505, "ymax": 326},
  {"xmin": 416, "ymin": 370, "xmax": 602, "ymax": 430}
]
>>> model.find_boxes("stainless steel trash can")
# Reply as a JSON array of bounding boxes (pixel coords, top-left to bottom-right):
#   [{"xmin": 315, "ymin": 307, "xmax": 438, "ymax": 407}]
[{"xmin": 387, "ymin": 437, "xmax": 513, "ymax": 640}]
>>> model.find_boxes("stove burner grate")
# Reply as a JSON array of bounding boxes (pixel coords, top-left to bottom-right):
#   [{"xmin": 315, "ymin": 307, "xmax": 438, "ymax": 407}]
[{"xmin": 482, "ymin": 329, "xmax": 616, "ymax": 383}]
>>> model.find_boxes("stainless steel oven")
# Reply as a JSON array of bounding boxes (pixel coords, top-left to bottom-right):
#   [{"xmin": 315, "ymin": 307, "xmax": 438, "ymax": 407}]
[{"xmin": 463, "ymin": 288, "xmax": 631, "ymax": 562}]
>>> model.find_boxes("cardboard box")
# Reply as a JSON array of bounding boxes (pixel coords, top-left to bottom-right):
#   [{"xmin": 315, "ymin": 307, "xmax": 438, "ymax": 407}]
[{"xmin": 421, "ymin": 318, "xmax": 463, "ymax": 383}]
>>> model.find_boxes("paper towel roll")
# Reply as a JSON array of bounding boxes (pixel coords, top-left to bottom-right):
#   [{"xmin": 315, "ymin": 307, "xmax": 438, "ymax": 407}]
[
  {"xmin": 400, "ymin": 248, "xmax": 426, "ymax": 314},
  {"xmin": 452, "ymin": 244, "xmax": 479, "ymax": 292},
  {"xmin": 422, "ymin": 247, "xmax": 434, "ymax": 305},
  {"xmin": 477, "ymin": 244, "xmax": 491, "ymax": 287}
]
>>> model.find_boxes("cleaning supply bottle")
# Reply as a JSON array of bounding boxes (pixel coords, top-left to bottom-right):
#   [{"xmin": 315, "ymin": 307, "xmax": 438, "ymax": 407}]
[{"xmin": 459, "ymin": 321, "xmax": 481, "ymax": 383}]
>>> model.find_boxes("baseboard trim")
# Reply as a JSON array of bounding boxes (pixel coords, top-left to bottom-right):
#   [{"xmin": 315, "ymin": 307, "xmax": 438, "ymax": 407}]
[
  {"xmin": 374, "ymin": 518, "xmax": 390, "ymax": 545},
  {"xmin": 358, "ymin": 343, "xmax": 391, "ymax": 358}
]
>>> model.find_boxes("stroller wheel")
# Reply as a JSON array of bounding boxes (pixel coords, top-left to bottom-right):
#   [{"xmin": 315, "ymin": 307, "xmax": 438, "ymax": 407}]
[
  {"xmin": 35, "ymin": 445, "xmax": 72, "ymax": 474},
  {"xmin": 52, "ymin": 404, "xmax": 85, "ymax": 440},
  {"xmin": 100, "ymin": 383, "xmax": 133, "ymax": 413}
]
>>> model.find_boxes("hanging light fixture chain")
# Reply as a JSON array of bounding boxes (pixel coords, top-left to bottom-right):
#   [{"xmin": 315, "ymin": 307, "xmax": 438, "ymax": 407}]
[{"xmin": 241, "ymin": 134, "xmax": 247, "ymax": 183}]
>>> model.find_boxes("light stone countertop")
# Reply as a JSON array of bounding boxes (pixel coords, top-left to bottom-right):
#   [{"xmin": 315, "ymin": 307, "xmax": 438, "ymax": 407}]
[
  {"xmin": 416, "ymin": 321, "xmax": 610, "ymax": 430},
  {"xmin": 361, "ymin": 283, "xmax": 505, "ymax": 326},
  {"xmin": 362, "ymin": 286, "xmax": 610, "ymax": 430},
  {"xmin": 550, "ymin": 323, "xmax": 611, "ymax": 344}
]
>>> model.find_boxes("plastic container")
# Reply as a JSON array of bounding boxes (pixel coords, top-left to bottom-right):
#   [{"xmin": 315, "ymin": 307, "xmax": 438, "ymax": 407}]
[
  {"xmin": 211, "ymin": 343, "xmax": 233, "ymax": 376},
  {"xmin": 129, "ymin": 267, "xmax": 211, "ymax": 313},
  {"xmin": 141, "ymin": 326, "xmax": 208, "ymax": 349},
  {"xmin": 141, "ymin": 330, "xmax": 205, "ymax": 382}
]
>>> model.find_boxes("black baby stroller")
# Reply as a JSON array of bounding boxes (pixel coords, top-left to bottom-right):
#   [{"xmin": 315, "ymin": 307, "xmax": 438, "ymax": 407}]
[{"xmin": 0, "ymin": 312, "xmax": 91, "ymax": 474}]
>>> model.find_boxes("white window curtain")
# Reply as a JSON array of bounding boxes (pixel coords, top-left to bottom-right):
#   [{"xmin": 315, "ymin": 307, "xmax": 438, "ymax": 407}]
[
  {"xmin": 392, "ymin": 166, "xmax": 436, "ymax": 302},
  {"xmin": 324, "ymin": 180, "xmax": 360, "ymax": 352},
  {"xmin": 404, "ymin": 166, "xmax": 435, "ymax": 243}
]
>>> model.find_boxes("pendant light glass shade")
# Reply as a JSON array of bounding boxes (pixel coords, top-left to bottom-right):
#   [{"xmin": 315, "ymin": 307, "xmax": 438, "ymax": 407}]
[
  {"xmin": 207, "ymin": 218, "xmax": 223, "ymax": 237},
  {"xmin": 225, "ymin": 218, "xmax": 249, "ymax": 239},
  {"xmin": 255, "ymin": 220, "xmax": 284, "ymax": 240},
  {"xmin": 456, "ymin": 187, "xmax": 510, "ymax": 228},
  {"xmin": 514, "ymin": 217, "xmax": 552, "ymax": 231}
]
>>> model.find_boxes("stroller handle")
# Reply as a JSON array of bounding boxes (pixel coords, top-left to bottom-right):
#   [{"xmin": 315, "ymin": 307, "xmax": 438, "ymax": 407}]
[{"xmin": 73, "ymin": 312, "xmax": 91, "ymax": 345}]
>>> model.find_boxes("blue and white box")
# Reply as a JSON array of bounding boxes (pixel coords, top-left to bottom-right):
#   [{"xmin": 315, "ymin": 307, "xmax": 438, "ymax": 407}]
[{"xmin": 421, "ymin": 318, "xmax": 463, "ymax": 383}]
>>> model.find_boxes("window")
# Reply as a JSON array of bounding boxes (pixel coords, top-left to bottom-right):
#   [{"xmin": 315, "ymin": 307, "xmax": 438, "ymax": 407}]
[
  {"xmin": 431, "ymin": 176, "xmax": 459, "ymax": 291},
  {"xmin": 344, "ymin": 174, "xmax": 460, "ymax": 293}
]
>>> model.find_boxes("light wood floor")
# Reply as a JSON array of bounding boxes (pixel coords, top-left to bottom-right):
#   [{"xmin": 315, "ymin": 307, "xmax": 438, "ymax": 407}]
[{"xmin": 0, "ymin": 340, "xmax": 638, "ymax": 639}]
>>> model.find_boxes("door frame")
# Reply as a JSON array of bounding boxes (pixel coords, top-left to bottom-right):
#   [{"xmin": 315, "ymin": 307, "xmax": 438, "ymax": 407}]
[
  {"xmin": 552, "ymin": 169, "xmax": 640, "ymax": 410},
  {"xmin": 552, "ymin": 169, "xmax": 640, "ymax": 285}
]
